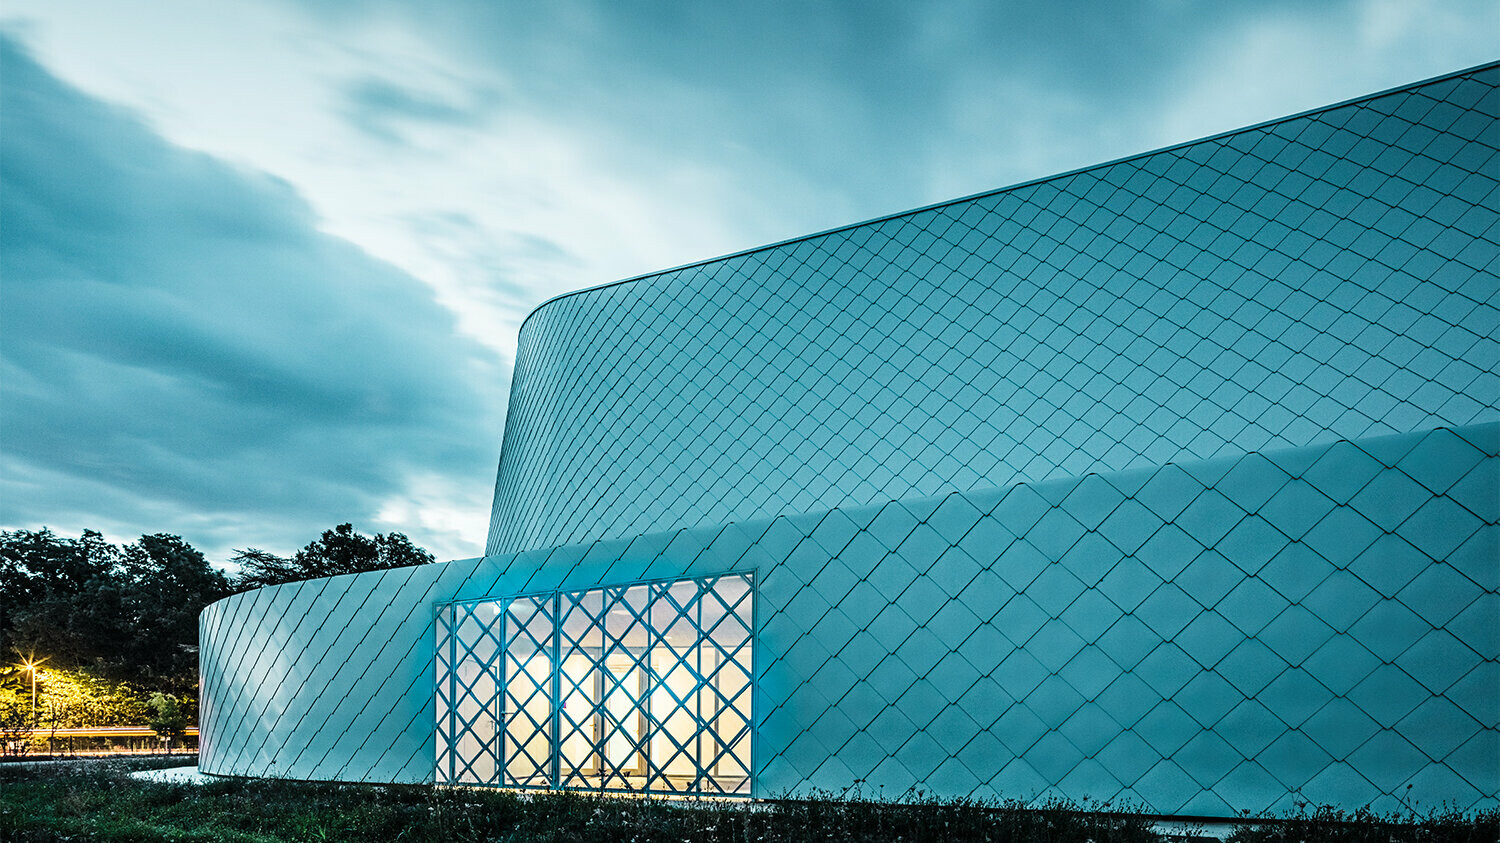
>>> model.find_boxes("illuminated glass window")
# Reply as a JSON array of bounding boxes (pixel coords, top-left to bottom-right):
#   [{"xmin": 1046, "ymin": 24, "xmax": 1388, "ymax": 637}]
[{"xmin": 436, "ymin": 572, "xmax": 753, "ymax": 795}]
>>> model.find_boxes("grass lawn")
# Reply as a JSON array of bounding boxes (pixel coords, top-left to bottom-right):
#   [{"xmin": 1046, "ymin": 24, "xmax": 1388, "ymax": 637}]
[{"xmin": 0, "ymin": 757, "xmax": 1494, "ymax": 842}]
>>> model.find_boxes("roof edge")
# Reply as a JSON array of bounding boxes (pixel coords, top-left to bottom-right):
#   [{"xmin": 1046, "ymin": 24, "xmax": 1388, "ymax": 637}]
[{"xmin": 516, "ymin": 59, "xmax": 1500, "ymax": 338}]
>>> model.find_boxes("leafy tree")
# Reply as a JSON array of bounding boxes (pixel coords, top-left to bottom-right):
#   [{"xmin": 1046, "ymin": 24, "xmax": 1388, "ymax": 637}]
[
  {"xmin": 0, "ymin": 700, "xmax": 29, "ymax": 755},
  {"xmin": 120, "ymin": 534, "xmax": 231, "ymax": 680},
  {"xmin": 7, "ymin": 666, "xmax": 148, "ymax": 728},
  {"xmin": 1, "ymin": 529, "xmax": 228, "ymax": 686},
  {"xmin": 0, "ymin": 528, "xmax": 119, "ymax": 599},
  {"xmin": 146, "ymin": 691, "xmax": 188, "ymax": 751},
  {"xmin": 224, "ymin": 549, "xmax": 293, "ymax": 589},
  {"xmin": 0, "ymin": 523, "xmax": 434, "ymax": 729},
  {"xmin": 231, "ymin": 523, "xmax": 434, "ymax": 590},
  {"xmin": 1, "ymin": 529, "xmax": 124, "ymax": 671}
]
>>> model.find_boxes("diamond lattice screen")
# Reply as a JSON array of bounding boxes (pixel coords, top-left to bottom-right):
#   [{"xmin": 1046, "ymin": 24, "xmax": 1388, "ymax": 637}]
[
  {"xmin": 435, "ymin": 574, "xmax": 754, "ymax": 795},
  {"xmin": 488, "ymin": 64, "xmax": 1498, "ymax": 556}
]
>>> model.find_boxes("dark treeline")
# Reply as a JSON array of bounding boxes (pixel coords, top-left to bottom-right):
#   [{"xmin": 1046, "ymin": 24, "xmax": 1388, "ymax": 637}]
[
  {"xmin": 230, "ymin": 523, "xmax": 434, "ymax": 590},
  {"xmin": 0, "ymin": 530, "xmax": 226, "ymax": 688},
  {"xmin": 0, "ymin": 524, "xmax": 434, "ymax": 709}
]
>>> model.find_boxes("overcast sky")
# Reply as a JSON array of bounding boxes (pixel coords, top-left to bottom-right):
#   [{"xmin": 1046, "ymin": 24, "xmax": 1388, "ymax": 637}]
[{"xmin": 1, "ymin": 1, "xmax": 1495, "ymax": 566}]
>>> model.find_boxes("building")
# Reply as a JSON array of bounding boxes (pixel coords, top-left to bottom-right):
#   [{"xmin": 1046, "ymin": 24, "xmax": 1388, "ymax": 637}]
[{"xmin": 199, "ymin": 63, "xmax": 1499, "ymax": 817}]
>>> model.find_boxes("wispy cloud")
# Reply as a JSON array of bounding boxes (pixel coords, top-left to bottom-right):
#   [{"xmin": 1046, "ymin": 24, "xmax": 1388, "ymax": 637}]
[
  {"xmin": 0, "ymin": 37, "xmax": 503, "ymax": 561},
  {"xmin": 0, "ymin": 0, "xmax": 1494, "ymax": 564},
  {"xmin": 341, "ymin": 75, "xmax": 494, "ymax": 144}
]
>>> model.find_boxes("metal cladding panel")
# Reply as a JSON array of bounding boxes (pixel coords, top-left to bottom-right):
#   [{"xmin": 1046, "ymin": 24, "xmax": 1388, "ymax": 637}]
[
  {"xmin": 200, "ymin": 423, "xmax": 1499, "ymax": 815},
  {"xmin": 757, "ymin": 424, "xmax": 1497, "ymax": 814},
  {"xmin": 199, "ymin": 67, "xmax": 1497, "ymax": 813},
  {"xmin": 487, "ymin": 64, "xmax": 1500, "ymax": 557}
]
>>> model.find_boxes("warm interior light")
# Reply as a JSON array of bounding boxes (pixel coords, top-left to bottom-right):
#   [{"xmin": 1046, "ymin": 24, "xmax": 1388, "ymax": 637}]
[{"xmin": 438, "ymin": 574, "xmax": 754, "ymax": 793}]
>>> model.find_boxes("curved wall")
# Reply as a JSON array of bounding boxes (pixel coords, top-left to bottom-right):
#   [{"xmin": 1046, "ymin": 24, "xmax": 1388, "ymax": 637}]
[
  {"xmin": 488, "ymin": 65, "xmax": 1499, "ymax": 556},
  {"xmin": 199, "ymin": 65, "xmax": 1499, "ymax": 814},
  {"xmin": 201, "ymin": 424, "xmax": 1499, "ymax": 814}
]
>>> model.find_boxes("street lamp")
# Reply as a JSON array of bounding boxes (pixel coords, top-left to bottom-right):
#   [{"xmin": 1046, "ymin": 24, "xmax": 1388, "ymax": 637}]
[{"xmin": 20, "ymin": 660, "xmax": 37, "ymax": 726}]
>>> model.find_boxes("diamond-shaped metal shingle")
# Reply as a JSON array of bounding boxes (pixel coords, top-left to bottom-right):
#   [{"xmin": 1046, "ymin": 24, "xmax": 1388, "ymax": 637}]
[
  {"xmin": 1096, "ymin": 498, "xmax": 1165, "ymax": 555},
  {"xmin": 1395, "ymin": 628, "xmax": 1482, "ymax": 695},
  {"xmin": 1095, "ymin": 614, "xmax": 1160, "ymax": 672},
  {"xmin": 1301, "ymin": 570, "xmax": 1381, "ymax": 632},
  {"xmin": 204, "ymin": 67, "xmax": 1498, "ymax": 820},
  {"xmin": 1134, "ymin": 523, "xmax": 1204, "ymax": 580},
  {"xmin": 1399, "ymin": 563, "xmax": 1484, "ymax": 627},
  {"xmin": 1397, "ymin": 428, "xmax": 1488, "ymax": 494}
]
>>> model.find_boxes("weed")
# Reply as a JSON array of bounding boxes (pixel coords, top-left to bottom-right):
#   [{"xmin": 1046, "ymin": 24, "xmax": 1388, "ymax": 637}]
[
  {"xmin": 0, "ymin": 760, "xmax": 1495, "ymax": 842},
  {"xmin": 1227, "ymin": 802, "xmax": 1500, "ymax": 843}
]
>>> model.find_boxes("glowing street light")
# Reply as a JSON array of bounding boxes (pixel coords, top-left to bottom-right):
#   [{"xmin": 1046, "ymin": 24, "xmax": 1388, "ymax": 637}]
[{"xmin": 19, "ymin": 660, "xmax": 38, "ymax": 726}]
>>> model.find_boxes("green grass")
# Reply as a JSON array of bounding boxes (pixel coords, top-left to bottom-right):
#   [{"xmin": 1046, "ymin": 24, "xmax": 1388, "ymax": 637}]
[{"xmin": 0, "ymin": 759, "xmax": 1494, "ymax": 842}]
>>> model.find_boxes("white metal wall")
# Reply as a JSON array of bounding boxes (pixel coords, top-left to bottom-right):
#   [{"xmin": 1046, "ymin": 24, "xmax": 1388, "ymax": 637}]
[{"xmin": 200, "ymin": 424, "xmax": 1499, "ymax": 815}]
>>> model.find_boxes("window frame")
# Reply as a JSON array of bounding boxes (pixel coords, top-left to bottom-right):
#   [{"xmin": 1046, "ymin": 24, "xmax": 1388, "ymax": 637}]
[{"xmin": 435, "ymin": 570, "xmax": 756, "ymax": 797}]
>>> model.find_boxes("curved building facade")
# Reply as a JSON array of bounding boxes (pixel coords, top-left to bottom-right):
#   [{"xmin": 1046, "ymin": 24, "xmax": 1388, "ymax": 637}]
[
  {"xmin": 201, "ymin": 64, "xmax": 1499, "ymax": 817},
  {"xmin": 488, "ymin": 64, "xmax": 1498, "ymax": 557}
]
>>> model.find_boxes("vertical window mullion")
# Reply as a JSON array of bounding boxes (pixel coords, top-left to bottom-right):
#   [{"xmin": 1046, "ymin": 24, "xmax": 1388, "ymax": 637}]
[
  {"xmin": 695, "ymin": 578, "xmax": 705, "ymax": 793},
  {"xmin": 447, "ymin": 606, "xmax": 458, "ymax": 785},
  {"xmin": 749, "ymin": 572, "xmax": 757, "ymax": 797},
  {"xmin": 648, "ymin": 582, "xmax": 666, "ymax": 792},
  {"xmin": 498, "ymin": 600, "xmax": 510, "ymax": 786},
  {"xmin": 635, "ymin": 655, "xmax": 647, "ymax": 780},
  {"xmin": 592, "ymin": 656, "xmax": 602, "ymax": 780},
  {"xmin": 550, "ymin": 592, "xmax": 561, "ymax": 789},
  {"xmin": 436, "ymin": 607, "xmax": 446, "ymax": 784}
]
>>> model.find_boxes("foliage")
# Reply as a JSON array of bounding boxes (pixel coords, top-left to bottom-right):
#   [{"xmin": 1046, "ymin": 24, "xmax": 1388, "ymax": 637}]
[
  {"xmin": 0, "ymin": 762, "xmax": 1164, "ymax": 842},
  {"xmin": 0, "ymin": 521, "xmax": 435, "ymax": 750},
  {"xmin": 4, "ymin": 762, "xmax": 1497, "ymax": 843},
  {"xmin": 0, "ymin": 529, "xmax": 123, "ymax": 670},
  {"xmin": 0, "ymin": 529, "xmax": 231, "ymax": 685},
  {"xmin": 1227, "ymin": 803, "xmax": 1500, "ymax": 843},
  {"xmin": 0, "ymin": 665, "xmax": 150, "ymax": 729},
  {"xmin": 120, "ymin": 534, "xmax": 231, "ymax": 678},
  {"xmin": 0, "ymin": 700, "xmax": 29, "ymax": 756},
  {"xmin": 146, "ymin": 692, "xmax": 189, "ymax": 750},
  {"xmin": 230, "ymin": 523, "xmax": 434, "ymax": 590},
  {"xmin": 0, "ymin": 522, "xmax": 432, "ymax": 732}
]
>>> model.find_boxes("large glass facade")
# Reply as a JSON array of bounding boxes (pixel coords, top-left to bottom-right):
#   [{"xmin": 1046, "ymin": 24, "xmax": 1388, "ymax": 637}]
[{"xmin": 436, "ymin": 573, "xmax": 754, "ymax": 795}]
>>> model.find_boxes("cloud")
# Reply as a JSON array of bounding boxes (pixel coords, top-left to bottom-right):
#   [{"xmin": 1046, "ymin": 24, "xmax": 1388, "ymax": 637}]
[
  {"xmin": 0, "ymin": 37, "xmax": 505, "ymax": 562},
  {"xmin": 341, "ymin": 75, "xmax": 494, "ymax": 145},
  {"xmin": 1, "ymin": 0, "xmax": 1494, "ymax": 565},
  {"xmin": 287, "ymin": 0, "xmax": 1499, "ymax": 249}
]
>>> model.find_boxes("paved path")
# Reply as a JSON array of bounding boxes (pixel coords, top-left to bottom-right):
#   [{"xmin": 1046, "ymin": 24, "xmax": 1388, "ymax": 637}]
[{"xmin": 129, "ymin": 764, "xmax": 211, "ymax": 784}]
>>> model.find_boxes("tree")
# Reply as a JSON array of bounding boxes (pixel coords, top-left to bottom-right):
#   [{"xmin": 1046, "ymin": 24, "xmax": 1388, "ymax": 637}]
[
  {"xmin": 120, "ymin": 534, "xmax": 231, "ymax": 681},
  {"xmin": 231, "ymin": 523, "xmax": 434, "ymax": 590},
  {"xmin": 2, "ymin": 665, "xmax": 146, "ymax": 729},
  {"xmin": 1, "ymin": 529, "xmax": 125, "ymax": 672},
  {"xmin": 0, "ymin": 701, "xmax": 29, "ymax": 756},
  {"xmin": 0, "ymin": 528, "xmax": 119, "ymax": 599},
  {"xmin": 224, "ymin": 549, "xmax": 301, "ymax": 591},
  {"xmin": 0, "ymin": 528, "xmax": 228, "ymax": 731},
  {"xmin": 146, "ymin": 691, "xmax": 188, "ymax": 751},
  {"xmin": 1, "ymin": 529, "xmax": 228, "ymax": 686}
]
